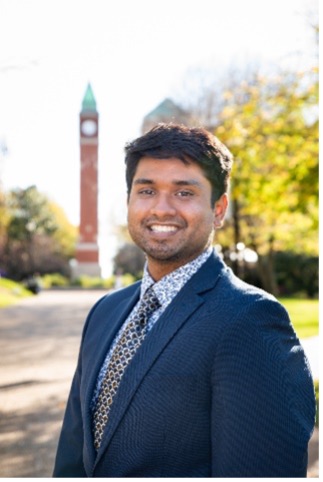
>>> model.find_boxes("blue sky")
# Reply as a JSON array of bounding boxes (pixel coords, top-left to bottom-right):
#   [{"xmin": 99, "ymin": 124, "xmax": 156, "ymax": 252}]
[{"xmin": 0, "ymin": 0, "xmax": 317, "ymax": 274}]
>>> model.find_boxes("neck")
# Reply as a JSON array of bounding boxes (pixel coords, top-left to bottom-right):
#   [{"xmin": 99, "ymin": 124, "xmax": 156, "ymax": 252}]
[{"xmin": 146, "ymin": 247, "xmax": 212, "ymax": 282}]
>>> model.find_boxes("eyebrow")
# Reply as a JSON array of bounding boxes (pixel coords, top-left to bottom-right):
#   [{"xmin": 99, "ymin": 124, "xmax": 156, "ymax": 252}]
[{"xmin": 133, "ymin": 178, "xmax": 201, "ymax": 187}]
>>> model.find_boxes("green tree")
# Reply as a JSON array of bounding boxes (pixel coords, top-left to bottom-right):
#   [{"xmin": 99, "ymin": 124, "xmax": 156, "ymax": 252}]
[
  {"xmin": 0, "ymin": 141, "xmax": 9, "ymax": 258},
  {"xmin": 1, "ymin": 185, "xmax": 77, "ymax": 279},
  {"xmin": 6, "ymin": 185, "xmax": 58, "ymax": 240},
  {"xmin": 0, "ymin": 189, "xmax": 9, "ymax": 255},
  {"xmin": 214, "ymin": 68, "xmax": 318, "ymax": 293},
  {"xmin": 48, "ymin": 201, "xmax": 77, "ymax": 258}
]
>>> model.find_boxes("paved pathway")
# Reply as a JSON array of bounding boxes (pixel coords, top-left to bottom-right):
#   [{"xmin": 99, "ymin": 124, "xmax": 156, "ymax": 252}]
[
  {"xmin": 0, "ymin": 290, "xmax": 319, "ymax": 477},
  {"xmin": 0, "ymin": 290, "xmax": 105, "ymax": 477}
]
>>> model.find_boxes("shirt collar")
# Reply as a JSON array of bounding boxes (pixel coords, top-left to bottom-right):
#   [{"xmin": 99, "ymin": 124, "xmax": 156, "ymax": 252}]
[{"xmin": 140, "ymin": 247, "xmax": 213, "ymax": 303}]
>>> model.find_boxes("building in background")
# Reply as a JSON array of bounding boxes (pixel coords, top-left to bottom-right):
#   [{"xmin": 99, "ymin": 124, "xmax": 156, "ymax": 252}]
[
  {"xmin": 73, "ymin": 84, "xmax": 101, "ymax": 278},
  {"xmin": 141, "ymin": 98, "xmax": 193, "ymax": 133}
]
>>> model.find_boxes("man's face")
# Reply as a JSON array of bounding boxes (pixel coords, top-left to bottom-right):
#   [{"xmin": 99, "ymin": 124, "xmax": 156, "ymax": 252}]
[{"xmin": 127, "ymin": 156, "xmax": 227, "ymax": 280}]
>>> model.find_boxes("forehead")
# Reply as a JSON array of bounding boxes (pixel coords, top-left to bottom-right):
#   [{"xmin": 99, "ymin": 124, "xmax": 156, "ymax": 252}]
[{"xmin": 134, "ymin": 156, "xmax": 207, "ymax": 181}]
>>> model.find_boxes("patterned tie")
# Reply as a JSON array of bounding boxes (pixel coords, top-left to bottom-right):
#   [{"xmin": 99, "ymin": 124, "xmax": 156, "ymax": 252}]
[{"xmin": 92, "ymin": 285, "xmax": 160, "ymax": 450}]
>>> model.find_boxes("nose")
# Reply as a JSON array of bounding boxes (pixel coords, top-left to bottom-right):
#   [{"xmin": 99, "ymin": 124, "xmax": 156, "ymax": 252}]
[{"xmin": 150, "ymin": 193, "xmax": 177, "ymax": 217}]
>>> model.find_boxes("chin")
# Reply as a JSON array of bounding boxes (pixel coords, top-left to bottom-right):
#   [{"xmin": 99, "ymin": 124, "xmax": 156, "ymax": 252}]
[{"xmin": 146, "ymin": 246, "xmax": 200, "ymax": 265}]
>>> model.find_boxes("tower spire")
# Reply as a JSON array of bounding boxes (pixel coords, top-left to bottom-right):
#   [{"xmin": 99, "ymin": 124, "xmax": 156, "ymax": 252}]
[{"xmin": 82, "ymin": 83, "xmax": 97, "ymax": 112}]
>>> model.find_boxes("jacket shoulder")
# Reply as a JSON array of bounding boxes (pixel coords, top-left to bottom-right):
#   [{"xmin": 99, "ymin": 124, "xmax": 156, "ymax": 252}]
[
  {"xmin": 203, "ymin": 251, "xmax": 281, "ymax": 306},
  {"xmin": 80, "ymin": 281, "xmax": 141, "ymax": 339},
  {"xmin": 96, "ymin": 280, "xmax": 141, "ymax": 308}
]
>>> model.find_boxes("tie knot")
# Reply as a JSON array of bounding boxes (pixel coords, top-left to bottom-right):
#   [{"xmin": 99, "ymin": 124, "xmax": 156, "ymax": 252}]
[{"xmin": 137, "ymin": 286, "xmax": 160, "ymax": 324}]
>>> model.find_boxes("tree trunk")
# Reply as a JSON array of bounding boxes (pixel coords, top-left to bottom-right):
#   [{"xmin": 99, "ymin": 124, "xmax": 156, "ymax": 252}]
[{"xmin": 256, "ymin": 238, "xmax": 278, "ymax": 296}]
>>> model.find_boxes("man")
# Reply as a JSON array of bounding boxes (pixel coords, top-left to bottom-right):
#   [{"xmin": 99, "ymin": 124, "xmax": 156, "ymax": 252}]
[{"xmin": 53, "ymin": 123, "xmax": 315, "ymax": 477}]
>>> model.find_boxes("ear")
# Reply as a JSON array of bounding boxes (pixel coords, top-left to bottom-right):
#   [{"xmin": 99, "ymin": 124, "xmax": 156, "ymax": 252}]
[{"xmin": 213, "ymin": 193, "xmax": 228, "ymax": 228}]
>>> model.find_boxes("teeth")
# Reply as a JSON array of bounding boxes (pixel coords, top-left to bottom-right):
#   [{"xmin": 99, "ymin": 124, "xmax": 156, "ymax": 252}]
[{"xmin": 150, "ymin": 225, "xmax": 177, "ymax": 232}]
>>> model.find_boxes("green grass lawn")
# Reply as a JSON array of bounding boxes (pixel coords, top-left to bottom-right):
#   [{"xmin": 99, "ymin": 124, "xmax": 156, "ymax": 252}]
[
  {"xmin": 279, "ymin": 298, "xmax": 319, "ymax": 339},
  {"xmin": 0, "ymin": 278, "xmax": 33, "ymax": 308}
]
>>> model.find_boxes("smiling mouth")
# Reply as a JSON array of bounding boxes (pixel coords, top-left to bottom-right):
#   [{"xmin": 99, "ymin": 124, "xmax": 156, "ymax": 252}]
[{"xmin": 149, "ymin": 225, "xmax": 179, "ymax": 233}]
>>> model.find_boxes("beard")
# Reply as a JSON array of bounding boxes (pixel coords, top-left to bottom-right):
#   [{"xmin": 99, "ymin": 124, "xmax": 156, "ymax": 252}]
[{"xmin": 129, "ymin": 224, "xmax": 214, "ymax": 266}]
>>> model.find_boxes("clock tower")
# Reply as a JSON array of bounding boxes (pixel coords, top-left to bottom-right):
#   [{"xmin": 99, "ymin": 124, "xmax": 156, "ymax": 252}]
[{"xmin": 74, "ymin": 83, "xmax": 101, "ymax": 278}]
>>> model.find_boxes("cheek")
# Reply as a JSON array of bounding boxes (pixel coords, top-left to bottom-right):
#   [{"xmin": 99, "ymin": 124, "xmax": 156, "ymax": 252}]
[
  {"xmin": 127, "ymin": 199, "xmax": 145, "ymax": 217},
  {"xmin": 186, "ymin": 205, "xmax": 214, "ymax": 225}
]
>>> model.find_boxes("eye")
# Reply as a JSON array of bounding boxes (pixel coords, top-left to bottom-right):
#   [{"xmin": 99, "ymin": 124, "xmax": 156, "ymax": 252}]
[
  {"xmin": 138, "ymin": 188, "xmax": 155, "ymax": 196},
  {"xmin": 176, "ymin": 190, "xmax": 194, "ymax": 197}
]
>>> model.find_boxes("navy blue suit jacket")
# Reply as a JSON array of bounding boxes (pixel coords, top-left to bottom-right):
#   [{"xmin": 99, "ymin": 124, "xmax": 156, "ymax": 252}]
[{"xmin": 53, "ymin": 252, "xmax": 315, "ymax": 477}]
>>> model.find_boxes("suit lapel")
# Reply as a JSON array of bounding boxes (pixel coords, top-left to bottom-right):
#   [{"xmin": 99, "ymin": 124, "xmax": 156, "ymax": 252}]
[
  {"xmin": 82, "ymin": 284, "xmax": 141, "ymax": 469},
  {"xmin": 93, "ymin": 253, "xmax": 224, "ymax": 470}
]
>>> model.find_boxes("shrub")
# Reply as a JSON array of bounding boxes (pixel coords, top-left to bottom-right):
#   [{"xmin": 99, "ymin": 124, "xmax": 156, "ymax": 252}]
[
  {"xmin": 71, "ymin": 275, "xmax": 115, "ymax": 290},
  {"xmin": 0, "ymin": 277, "xmax": 33, "ymax": 307},
  {"xmin": 275, "ymin": 252, "xmax": 318, "ymax": 298},
  {"xmin": 71, "ymin": 276, "xmax": 103, "ymax": 289},
  {"xmin": 121, "ymin": 273, "xmax": 136, "ymax": 287},
  {"xmin": 40, "ymin": 273, "xmax": 69, "ymax": 288}
]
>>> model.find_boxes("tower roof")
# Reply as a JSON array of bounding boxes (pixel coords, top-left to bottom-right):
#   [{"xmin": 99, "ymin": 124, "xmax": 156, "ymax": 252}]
[
  {"xmin": 81, "ymin": 83, "xmax": 97, "ymax": 112},
  {"xmin": 141, "ymin": 98, "xmax": 191, "ymax": 134},
  {"xmin": 143, "ymin": 98, "xmax": 186, "ymax": 122}
]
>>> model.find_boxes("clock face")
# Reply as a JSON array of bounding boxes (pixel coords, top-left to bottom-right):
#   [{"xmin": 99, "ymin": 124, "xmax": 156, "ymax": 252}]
[{"xmin": 81, "ymin": 119, "xmax": 97, "ymax": 136}]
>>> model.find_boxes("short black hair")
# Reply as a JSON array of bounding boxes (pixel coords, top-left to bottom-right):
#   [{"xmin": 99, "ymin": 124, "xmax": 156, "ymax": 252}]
[{"xmin": 124, "ymin": 123, "xmax": 233, "ymax": 204}]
